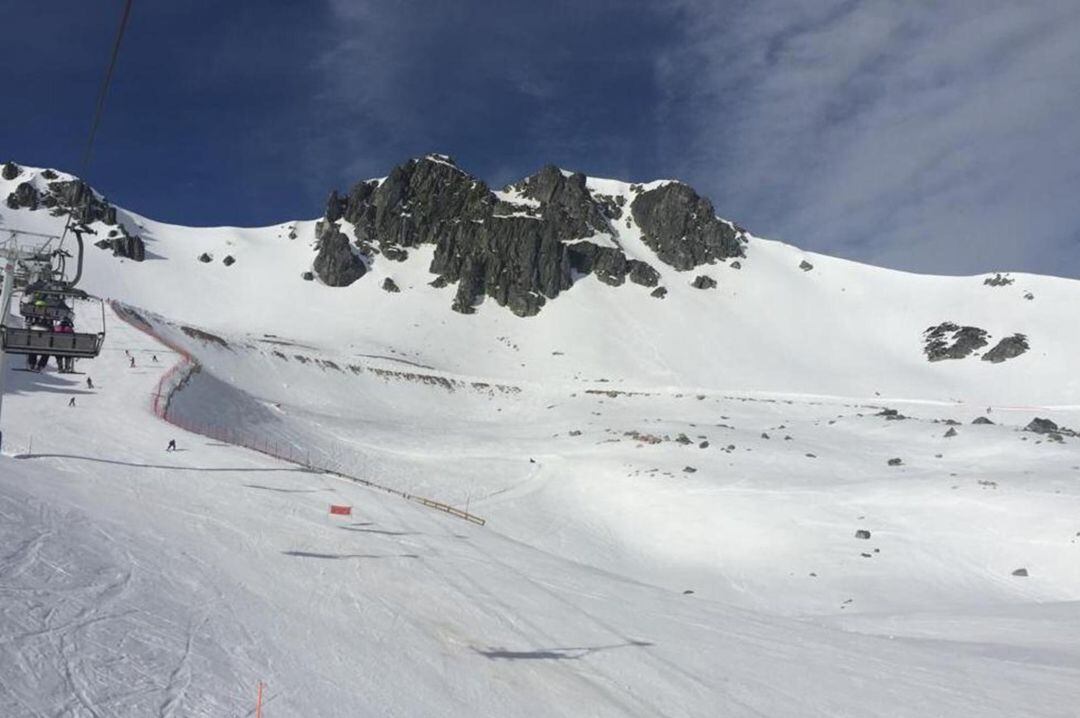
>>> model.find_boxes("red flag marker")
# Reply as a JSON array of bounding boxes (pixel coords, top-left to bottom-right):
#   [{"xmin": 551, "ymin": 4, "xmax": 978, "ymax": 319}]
[{"xmin": 329, "ymin": 504, "xmax": 352, "ymax": 516}]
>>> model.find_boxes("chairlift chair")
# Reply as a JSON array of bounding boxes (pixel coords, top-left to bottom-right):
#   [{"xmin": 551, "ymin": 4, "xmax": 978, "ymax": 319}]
[{"xmin": 2, "ymin": 287, "xmax": 106, "ymax": 360}]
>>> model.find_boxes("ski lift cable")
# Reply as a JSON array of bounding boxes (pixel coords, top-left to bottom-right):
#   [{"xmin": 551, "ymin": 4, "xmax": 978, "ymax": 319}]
[{"xmin": 58, "ymin": 0, "xmax": 136, "ymax": 250}]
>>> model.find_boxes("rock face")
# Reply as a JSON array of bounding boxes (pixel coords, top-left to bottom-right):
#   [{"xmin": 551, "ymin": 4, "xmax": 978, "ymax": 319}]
[
  {"xmin": 320, "ymin": 156, "xmax": 685, "ymax": 316},
  {"xmin": 2, "ymin": 161, "xmax": 21, "ymax": 180},
  {"xmin": 630, "ymin": 182, "xmax": 744, "ymax": 270},
  {"xmin": 313, "ymin": 222, "xmax": 367, "ymax": 287},
  {"xmin": 923, "ymin": 322, "xmax": 989, "ymax": 361},
  {"xmin": 982, "ymin": 334, "xmax": 1028, "ymax": 363},
  {"xmin": 45, "ymin": 180, "xmax": 117, "ymax": 224},
  {"xmin": 984, "ymin": 273, "xmax": 1014, "ymax": 286}
]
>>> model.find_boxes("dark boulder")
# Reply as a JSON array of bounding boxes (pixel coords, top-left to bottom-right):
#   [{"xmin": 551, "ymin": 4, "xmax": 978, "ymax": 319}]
[
  {"xmin": 855, "ymin": 529, "xmax": 871, "ymax": 540},
  {"xmin": 799, "ymin": 260, "xmax": 814, "ymax": 272},
  {"xmin": 730, "ymin": 260, "xmax": 741, "ymax": 270},
  {"xmin": 972, "ymin": 416, "xmax": 994, "ymax": 425},
  {"xmin": 887, "ymin": 457, "xmax": 903, "ymax": 466},
  {"xmin": 41, "ymin": 169, "xmax": 58, "ymax": 180},
  {"xmin": 982, "ymin": 334, "xmax": 1028, "ymax": 363},
  {"xmin": 1025, "ymin": 418, "xmax": 1058, "ymax": 434},
  {"xmin": 198, "ymin": 253, "xmax": 212, "ymax": 263},
  {"xmin": 6, "ymin": 182, "xmax": 39, "ymax": 210},
  {"xmin": 301, "ymin": 271, "xmax": 315, "ymax": 281},
  {"xmin": 627, "ymin": 260, "xmax": 659, "ymax": 287},
  {"xmin": 1, "ymin": 161, "xmax": 20, "ymax": 180},
  {"xmin": 944, "ymin": 427, "xmax": 958, "ymax": 438},
  {"xmin": 1011, "ymin": 568, "xmax": 1028, "ymax": 577},
  {"xmin": 313, "ymin": 222, "xmax": 367, "ymax": 287},
  {"xmin": 113, "ymin": 232, "xmax": 145, "ymax": 261},
  {"xmin": 630, "ymin": 182, "xmax": 743, "ymax": 270},
  {"xmin": 382, "ymin": 277, "xmax": 400, "ymax": 293},
  {"xmin": 691, "ymin": 275, "xmax": 717, "ymax": 289},
  {"xmin": 222, "ymin": 255, "xmax": 236, "ymax": 267},
  {"xmin": 650, "ymin": 286, "xmax": 668, "ymax": 299}
]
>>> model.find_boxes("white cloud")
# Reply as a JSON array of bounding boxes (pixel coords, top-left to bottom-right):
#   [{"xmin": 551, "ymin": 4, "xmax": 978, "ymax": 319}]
[{"xmin": 662, "ymin": 1, "xmax": 1080, "ymax": 276}]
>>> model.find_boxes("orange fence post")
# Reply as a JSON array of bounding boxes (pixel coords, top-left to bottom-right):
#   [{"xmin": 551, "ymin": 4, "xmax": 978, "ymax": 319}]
[{"xmin": 256, "ymin": 680, "xmax": 264, "ymax": 718}]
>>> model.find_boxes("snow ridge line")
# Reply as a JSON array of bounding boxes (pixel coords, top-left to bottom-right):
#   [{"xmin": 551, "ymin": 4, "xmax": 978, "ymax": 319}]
[{"xmin": 108, "ymin": 301, "xmax": 486, "ymax": 526}]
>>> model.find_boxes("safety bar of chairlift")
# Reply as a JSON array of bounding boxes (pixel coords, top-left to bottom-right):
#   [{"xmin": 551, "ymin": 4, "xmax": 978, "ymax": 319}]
[{"xmin": 0, "ymin": 327, "xmax": 105, "ymax": 359}]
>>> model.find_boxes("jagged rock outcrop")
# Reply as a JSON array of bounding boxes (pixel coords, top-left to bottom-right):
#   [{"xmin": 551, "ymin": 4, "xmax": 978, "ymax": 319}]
[
  {"xmin": 630, "ymin": 182, "xmax": 744, "ymax": 270},
  {"xmin": 45, "ymin": 179, "xmax": 117, "ymax": 224},
  {"xmin": 982, "ymin": 334, "xmax": 1028, "ymax": 363},
  {"xmin": 923, "ymin": 322, "xmax": 989, "ymax": 361},
  {"xmin": 517, "ymin": 164, "xmax": 610, "ymax": 239},
  {"xmin": 313, "ymin": 222, "xmax": 367, "ymax": 287},
  {"xmin": 317, "ymin": 156, "xmax": 748, "ymax": 314},
  {"xmin": 984, "ymin": 273, "xmax": 1014, "ymax": 286},
  {"xmin": 2, "ymin": 161, "xmax": 20, "ymax": 180}
]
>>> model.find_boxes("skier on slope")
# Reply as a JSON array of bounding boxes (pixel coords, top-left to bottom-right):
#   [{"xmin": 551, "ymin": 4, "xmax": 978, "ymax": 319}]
[{"xmin": 166, "ymin": 439, "xmax": 177, "ymax": 452}]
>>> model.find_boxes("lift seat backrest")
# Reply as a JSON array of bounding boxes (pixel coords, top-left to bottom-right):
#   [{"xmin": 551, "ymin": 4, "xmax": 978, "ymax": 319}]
[{"xmin": 1, "ymin": 327, "xmax": 104, "ymax": 358}]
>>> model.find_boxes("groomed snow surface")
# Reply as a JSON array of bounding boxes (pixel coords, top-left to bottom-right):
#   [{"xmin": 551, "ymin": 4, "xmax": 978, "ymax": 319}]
[{"xmin": 2, "ymin": 165, "xmax": 1080, "ymax": 716}]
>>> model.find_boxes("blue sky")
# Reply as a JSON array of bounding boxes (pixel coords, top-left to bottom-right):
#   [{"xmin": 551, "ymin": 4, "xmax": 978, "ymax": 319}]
[{"xmin": 4, "ymin": 1, "xmax": 1079, "ymax": 276}]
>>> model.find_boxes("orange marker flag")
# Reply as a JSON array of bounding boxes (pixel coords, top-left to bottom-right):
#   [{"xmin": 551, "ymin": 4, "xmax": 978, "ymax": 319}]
[{"xmin": 329, "ymin": 504, "xmax": 352, "ymax": 516}]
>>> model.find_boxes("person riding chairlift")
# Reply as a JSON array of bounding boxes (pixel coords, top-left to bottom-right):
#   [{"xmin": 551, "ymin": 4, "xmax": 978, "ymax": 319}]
[{"xmin": 56, "ymin": 317, "xmax": 76, "ymax": 373}]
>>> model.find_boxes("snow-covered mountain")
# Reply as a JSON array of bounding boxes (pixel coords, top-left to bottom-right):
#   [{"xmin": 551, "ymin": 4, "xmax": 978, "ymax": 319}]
[{"xmin": 2, "ymin": 156, "xmax": 1079, "ymax": 716}]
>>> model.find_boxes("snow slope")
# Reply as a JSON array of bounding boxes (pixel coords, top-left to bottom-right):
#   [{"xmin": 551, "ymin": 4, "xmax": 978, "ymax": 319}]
[{"xmin": 2, "ymin": 163, "xmax": 1080, "ymax": 715}]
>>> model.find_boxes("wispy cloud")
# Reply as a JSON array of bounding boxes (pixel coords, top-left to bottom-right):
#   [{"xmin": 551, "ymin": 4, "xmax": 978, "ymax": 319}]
[{"xmin": 660, "ymin": 1, "xmax": 1080, "ymax": 276}]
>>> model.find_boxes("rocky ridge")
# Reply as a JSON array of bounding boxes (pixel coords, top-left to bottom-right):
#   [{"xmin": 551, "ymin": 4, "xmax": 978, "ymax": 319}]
[
  {"xmin": 315, "ymin": 155, "xmax": 747, "ymax": 316},
  {"xmin": 3, "ymin": 161, "xmax": 146, "ymax": 261}
]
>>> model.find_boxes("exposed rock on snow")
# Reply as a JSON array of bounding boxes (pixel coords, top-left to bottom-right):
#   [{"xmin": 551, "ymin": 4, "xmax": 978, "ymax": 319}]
[
  {"xmin": 972, "ymin": 417, "xmax": 994, "ymax": 425},
  {"xmin": 313, "ymin": 221, "xmax": 367, "ymax": 287},
  {"xmin": 1025, "ymin": 418, "xmax": 1059, "ymax": 435},
  {"xmin": 630, "ymin": 182, "xmax": 744, "ymax": 270},
  {"xmin": 1012, "ymin": 568, "xmax": 1029, "ymax": 577},
  {"xmin": 650, "ymin": 286, "xmax": 667, "ymax": 299},
  {"xmin": 197, "ymin": 253, "xmax": 212, "ymax": 263},
  {"xmin": 691, "ymin": 275, "xmax": 717, "ymax": 289},
  {"xmin": 223, "ymin": 255, "xmax": 236, "ymax": 267},
  {"xmin": 923, "ymin": 322, "xmax": 989, "ymax": 361},
  {"xmin": 855, "ymin": 529, "xmax": 871, "ymax": 539},
  {"xmin": 1, "ymin": 161, "xmax": 20, "ymax": 180},
  {"xmin": 982, "ymin": 334, "xmax": 1029, "ymax": 363},
  {"xmin": 984, "ymin": 273, "xmax": 1014, "ymax": 286},
  {"xmin": 382, "ymin": 277, "xmax": 400, "ymax": 293},
  {"xmin": 799, "ymin": 260, "xmax": 814, "ymax": 272},
  {"xmin": 5, "ymin": 181, "xmax": 39, "ymax": 210},
  {"xmin": 887, "ymin": 457, "xmax": 903, "ymax": 466}
]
